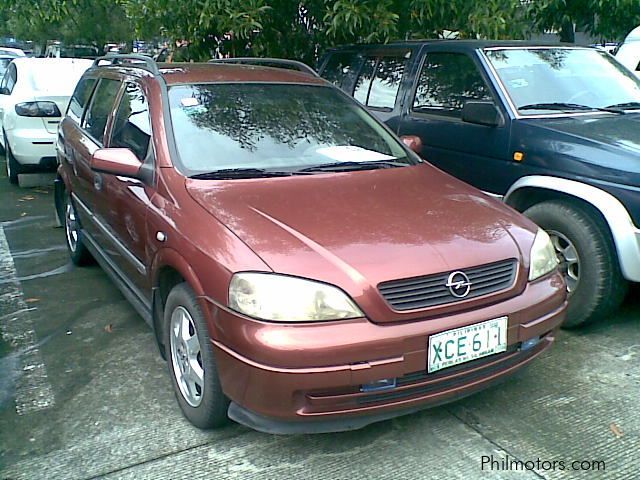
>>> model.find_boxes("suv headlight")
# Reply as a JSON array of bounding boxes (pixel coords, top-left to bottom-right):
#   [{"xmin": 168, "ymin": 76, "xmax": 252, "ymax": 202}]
[
  {"xmin": 228, "ymin": 273, "xmax": 364, "ymax": 322},
  {"xmin": 529, "ymin": 229, "xmax": 559, "ymax": 281}
]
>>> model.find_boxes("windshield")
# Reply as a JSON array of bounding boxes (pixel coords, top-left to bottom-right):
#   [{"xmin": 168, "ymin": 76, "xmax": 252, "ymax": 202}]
[
  {"xmin": 485, "ymin": 48, "xmax": 640, "ymax": 114},
  {"xmin": 168, "ymin": 83, "xmax": 410, "ymax": 176}
]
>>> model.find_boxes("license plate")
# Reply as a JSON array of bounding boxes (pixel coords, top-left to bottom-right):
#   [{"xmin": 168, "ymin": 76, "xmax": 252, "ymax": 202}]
[{"xmin": 428, "ymin": 317, "xmax": 508, "ymax": 373}]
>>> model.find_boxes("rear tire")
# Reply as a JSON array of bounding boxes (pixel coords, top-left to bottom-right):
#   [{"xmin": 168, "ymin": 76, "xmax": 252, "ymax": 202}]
[
  {"xmin": 164, "ymin": 283, "xmax": 229, "ymax": 429},
  {"xmin": 524, "ymin": 200, "xmax": 628, "ymax": 328},
  {"xmin": 4, "ymin": 134, "xmax": 21, "ymax": 185}
]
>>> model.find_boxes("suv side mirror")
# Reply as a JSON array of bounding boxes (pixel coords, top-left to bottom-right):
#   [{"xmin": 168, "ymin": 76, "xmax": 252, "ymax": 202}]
[
  {"xmin": 462, "ymin": 101, "xmax": 503, "ymax": 127},
  {"xmin": 90, "ymin": 148, "xmax": 142, "ymax": 178},
  {"xmin": 0, "ymin": 87, "xmax": 9, "ymax": 95},
  {"xmin": 400, "ymin": 135, "xmax": 423, "ymax": 154}
]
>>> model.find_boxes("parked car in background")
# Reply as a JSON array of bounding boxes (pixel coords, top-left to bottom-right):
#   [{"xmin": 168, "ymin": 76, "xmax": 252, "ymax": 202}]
[
  {"xmin": 0, "ymin": 57, "xmax": 92, "ymax": 183},
  {"xmin": 0, "ymin": 47, "xmax": 25, "ymax": 57},
  {"xmin": 615, "ymin": 26, "xmax": 640, "ymax": 77},
  {"xmin": 45, "ymin": 43, "xmax": 100, "ymax": 59},
  {"xmin": 318, "ymin": 40, "xmax": 640, "ymax": 327},
  {"xmin": 54, "ymin": 55, "xmax": 565, "ymax": 433}
]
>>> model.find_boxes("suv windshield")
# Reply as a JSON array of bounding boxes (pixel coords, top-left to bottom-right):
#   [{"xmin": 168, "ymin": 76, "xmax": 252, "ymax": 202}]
[
  {"xmin": 168, "ymin": 83, "xmax": 411, "ymax": 176},
  {"xmin": 485, "ymin": 48, "xmax": 640, "ymax": 114}
]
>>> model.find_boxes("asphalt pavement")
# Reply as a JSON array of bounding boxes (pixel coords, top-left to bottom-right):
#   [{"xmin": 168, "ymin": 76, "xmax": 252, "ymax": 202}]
[{"xmin": 0, "ymin": 157, "xmax": 638, "ymax": 480}]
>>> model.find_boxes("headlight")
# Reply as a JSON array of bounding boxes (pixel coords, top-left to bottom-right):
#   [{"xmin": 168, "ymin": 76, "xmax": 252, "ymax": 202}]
[
  {"xmin": 228, "ymin": 273, "xmax": 364, "ymax": 322},
  {"xmin": 528, "ymin": 229, "xmax": 559, "ymax": 281}
]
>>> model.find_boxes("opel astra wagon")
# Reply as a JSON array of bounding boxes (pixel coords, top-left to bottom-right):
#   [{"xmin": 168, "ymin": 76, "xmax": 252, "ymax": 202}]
[{"xmin": 55, "ymin": 55, "xmax": 567, "ymax": 433}]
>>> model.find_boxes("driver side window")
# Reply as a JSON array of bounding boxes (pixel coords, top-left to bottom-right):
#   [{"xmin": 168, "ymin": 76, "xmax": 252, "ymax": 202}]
[{"xmin": 413, "ymin": 52, "xmax": 493, "ymax": 118}]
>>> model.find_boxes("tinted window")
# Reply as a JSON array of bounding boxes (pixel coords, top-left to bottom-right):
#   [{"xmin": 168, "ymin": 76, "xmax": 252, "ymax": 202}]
[
  {"xmin": 168, "ymin": 83, "xmax": 409, "ymax": 175},
  {"xmin": 321, "ymin": 52, "xmax": 358, "ymax": 90},
  {"xmin": 413, "ymin": 53, "xmax": 492, "ymax": 117},
  {"xmin": 367, "ymin": 56, "xmax": 407, "ymax": 109},
  {"xmin": 110, "ymin": 82, "xmax": 151, "ymax": 160},
  {"xmin": 83, "ymin": 79, "xmax": 121, "ymax": 144},
  {"xmin": 67, "ymin": 77, "xmax": 97, "ymax": 123},
  {"xmin": 353, "ymin": 58, "xmax": 376, "ymax": 104}
]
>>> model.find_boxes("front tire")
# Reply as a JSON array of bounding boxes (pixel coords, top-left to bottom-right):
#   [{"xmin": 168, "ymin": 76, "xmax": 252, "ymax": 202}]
[
  {"xmin": 524, "ymin": 200, "xmax": 627, "ymax": 328},
  {"xmin": 64, "ymin": 191, "xmax": 93, "ymax": 265},
  {"xmin": 164, "ymin": 283, "xmax": 229, "ymax": 429}
]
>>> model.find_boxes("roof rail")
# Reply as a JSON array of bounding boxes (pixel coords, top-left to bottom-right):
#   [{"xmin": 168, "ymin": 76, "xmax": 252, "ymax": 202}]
[
  {"xmin": 93, "ymin": 54, "xmax": 160, "ymax": 75},
  {"xmin": 208, "ymin": 57, "xmax": 319, "ymax": 77}
]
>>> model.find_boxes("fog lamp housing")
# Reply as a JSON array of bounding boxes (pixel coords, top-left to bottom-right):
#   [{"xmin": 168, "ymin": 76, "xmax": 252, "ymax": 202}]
[{"xmin": 360, "ymin": 378, "xmax": 397, "ymax": 392}]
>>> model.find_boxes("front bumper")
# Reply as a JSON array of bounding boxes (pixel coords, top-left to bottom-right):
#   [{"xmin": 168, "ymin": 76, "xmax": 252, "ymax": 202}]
[{"xmin": 208, "ymin": 272, "xmax": 566, "ymax": 434}]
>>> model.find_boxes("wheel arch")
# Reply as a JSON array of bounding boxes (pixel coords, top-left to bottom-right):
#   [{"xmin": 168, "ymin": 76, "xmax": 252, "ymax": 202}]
[
  {"xmin": 150, "ymin": 248, "xmax": 206, "ymax": 359},
  {"xmin": 504, "ymin": 176, "xmax": 640, "ymax": 282}
]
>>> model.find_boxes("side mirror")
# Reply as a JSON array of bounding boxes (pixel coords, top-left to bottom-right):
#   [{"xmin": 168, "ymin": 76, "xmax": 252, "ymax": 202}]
[
  {"xmin": 462, "ymin": 101, "xmax": 503, "ymax": 127},
  {"xmin": 0, "ymin": 87, "xmax": 9, "ymax": 95},
  {"xmin": 90, "ymin": 148, "xmax": 142, "ymax": 178},
  {"xmin": 400, "ymin": 135, "xmax": 423, "ymax": 154}
]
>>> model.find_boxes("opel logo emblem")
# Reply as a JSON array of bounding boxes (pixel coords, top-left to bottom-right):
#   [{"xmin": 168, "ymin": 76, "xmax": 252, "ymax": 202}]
[{"xmin": 445, "ymin": 271, "xmax": 472, "ymax": 298}]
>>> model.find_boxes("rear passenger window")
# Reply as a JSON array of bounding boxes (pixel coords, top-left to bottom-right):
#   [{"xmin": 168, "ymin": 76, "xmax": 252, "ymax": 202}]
[
  {"xmin": 321, "ymin": 52, "xmax": 358, "ymax": 90},
  {"xmin": 353, "ymin": 58, "xmax": 376, "ymax": 104},
  {"xmin": 67, "ymin": 78, "xmax": 97, "ymax": 123},
  {"xmin": 413, "ymin": 53, "xmax": 492, "ymax": 117},
  {"xmin": 353, "ymin": 54, "xmax": 408, "ymax": 110},
  {"xmin": 0, "ymin": 63, "xmax": 17, "ymax": 94},
  {"xmin": 367, "ymin": 57, "xmax": 407, "ymax": 109},
  {"xmin": 83, "ymin": 79, "xmax": 121, "ymax": 144},
  {"xmin": 110, "ymin": 83, "xmax": 151, "ymax": 160}
]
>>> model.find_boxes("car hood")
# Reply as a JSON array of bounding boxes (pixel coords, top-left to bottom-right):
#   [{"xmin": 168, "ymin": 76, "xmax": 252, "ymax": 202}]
[
  {"xmin": 522, "ymin": 114, "xmax": 640, "ymax": 164},
  {"xmin": 186, "ymin": 164, "xmax": 535, "ymax": 321}
]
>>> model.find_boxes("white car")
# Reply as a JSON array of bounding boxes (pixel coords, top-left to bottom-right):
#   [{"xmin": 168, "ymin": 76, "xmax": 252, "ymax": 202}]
[
  {"xmin": 0, "ymin": 47, "xmax": 25, "ymax": 57},
  {"xmin": 0, "ymin": 58, "xmax": 92, "ymax": 183},
  {"xmin": 615, "ymin": 25, "xmax": 640, "ymax": 77}
]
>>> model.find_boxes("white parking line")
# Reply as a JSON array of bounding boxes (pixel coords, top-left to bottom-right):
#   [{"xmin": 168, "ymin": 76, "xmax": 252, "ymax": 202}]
[{"xmin": 0, "ymin": 225, "xmax": 55, "ymax": 415}]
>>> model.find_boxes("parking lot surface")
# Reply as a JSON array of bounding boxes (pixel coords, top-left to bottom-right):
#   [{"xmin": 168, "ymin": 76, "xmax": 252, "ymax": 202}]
[{"xmin": 0, "ymin": 157, "xmax": 638, "ymax": 480}]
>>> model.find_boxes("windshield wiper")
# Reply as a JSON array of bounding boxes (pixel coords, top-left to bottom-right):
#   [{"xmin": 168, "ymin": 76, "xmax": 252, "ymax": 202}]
[
  {"xmin": 190, "ymin": 168, "xmax": 306, "ymax": 180},
  {"xmin": 298, "ymin": 160, "xmax": 408, "ymax": 173},
  {"xmin": 604, "ymin": 101, "xmax": 640, "ymax": 111},
  {"xmin": 518, "ymin": 102, "xmax": 625, "ymax": 114}
]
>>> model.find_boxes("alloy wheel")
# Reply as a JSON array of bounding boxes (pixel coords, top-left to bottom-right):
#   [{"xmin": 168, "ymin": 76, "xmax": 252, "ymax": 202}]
[
  {"xmin": 548, "ymin": 229, "xmax": 579, "ymax": 294},
  {"xmin": 169, "ymin": 306, "xmax": 204, "ymax": 407},
  {"xmin": 65, "ymin": 198, "xmax": 79, "ymax": 253}
]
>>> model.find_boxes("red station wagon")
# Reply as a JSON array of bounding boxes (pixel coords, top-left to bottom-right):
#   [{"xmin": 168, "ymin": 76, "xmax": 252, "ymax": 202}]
[{"xmin": 54, "ymin": 55, "xmax": 567, "ymax": 433}]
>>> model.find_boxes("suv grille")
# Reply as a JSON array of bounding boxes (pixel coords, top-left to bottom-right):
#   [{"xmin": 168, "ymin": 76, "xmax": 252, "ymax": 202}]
[{"xmin": 378, "ymin": 259, "xmax": 517, "ymax": 311}]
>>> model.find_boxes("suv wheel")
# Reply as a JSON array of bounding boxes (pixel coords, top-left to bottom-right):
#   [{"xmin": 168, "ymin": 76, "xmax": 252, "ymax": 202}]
[
  {"xmin": 4, "ymin": 133, "xmax": 22, "ymax": 185},
  {"xmin": 164, "ymin": 283, "xmax": 229, "ymax": 429},
  {"xmin": 64, "ymin": 192, "xmax": 93, "ymax": 265},
  {"xmin": 524, "ymin": 201, "xmax": 628, "ymax": 327}
]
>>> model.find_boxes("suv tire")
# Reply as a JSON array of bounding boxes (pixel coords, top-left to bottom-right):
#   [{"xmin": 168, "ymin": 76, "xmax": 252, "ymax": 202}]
[
  {"xmin": 524, "ymin": 200, "xmax": 627, "ymax": 328},
  {"xmin": 164, "ymin": 283, "xmax": 229, "ymax": 429}
]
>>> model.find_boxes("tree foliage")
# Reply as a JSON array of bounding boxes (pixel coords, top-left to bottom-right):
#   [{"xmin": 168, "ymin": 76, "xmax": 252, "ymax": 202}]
[
  {"xmin": 0, "ymin": 0, "xmax": 133, "ymax": 47},
  {"xmin": 1, "ymin": 0, "xmax": 639, "ymax": 61}
]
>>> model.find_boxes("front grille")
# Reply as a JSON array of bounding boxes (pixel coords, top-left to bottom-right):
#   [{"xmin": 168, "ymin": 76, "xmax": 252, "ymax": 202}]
[{"xmin": 378, "ymin": 259, "xmax": 517, "ymax": 311}]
